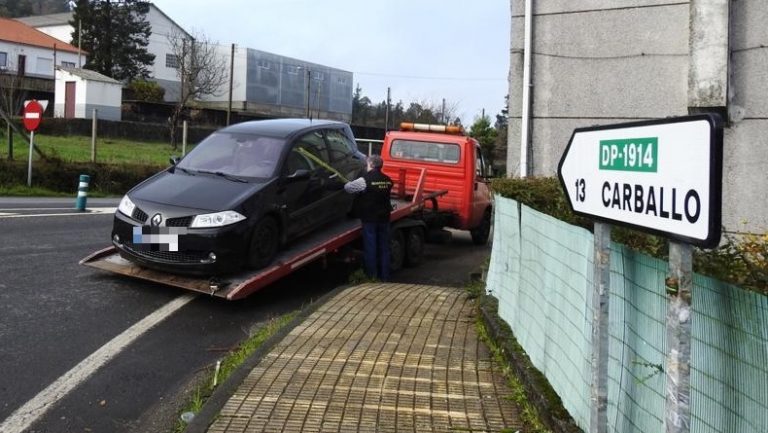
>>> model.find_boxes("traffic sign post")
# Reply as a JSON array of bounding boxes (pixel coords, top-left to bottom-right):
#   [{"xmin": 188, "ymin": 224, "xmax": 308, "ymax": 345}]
[
  {"xmin": 558, "ymin": 114, "xmax": 723, "ymax": 248},
  {"xmin": 558, "ymin": 114, "xmax": 723, "ymax": 433},
  {"xmin": 23, "ymin": 100, "xmax": 44, "ymax": 187}
]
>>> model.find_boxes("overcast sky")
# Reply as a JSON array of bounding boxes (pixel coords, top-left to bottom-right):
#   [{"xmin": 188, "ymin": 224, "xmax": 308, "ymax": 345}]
[{"xmin": 150, "ymin": 0, "xmax": 511, "ymax": 124}]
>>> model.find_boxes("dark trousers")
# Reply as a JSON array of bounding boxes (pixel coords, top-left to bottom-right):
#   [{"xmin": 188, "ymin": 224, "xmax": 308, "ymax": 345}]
[{"xmin": 362, "ymin": 222, "xmax": 390, "ymax": 281}]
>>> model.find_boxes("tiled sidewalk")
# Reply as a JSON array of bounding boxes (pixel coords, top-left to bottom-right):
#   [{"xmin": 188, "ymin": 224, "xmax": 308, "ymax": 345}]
[{"xmin": 207, "ymin": 283, "xmax": 523, "ymax": 433}]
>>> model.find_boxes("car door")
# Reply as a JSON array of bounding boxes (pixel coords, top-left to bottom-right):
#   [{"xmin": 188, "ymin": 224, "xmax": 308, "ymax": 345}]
[
  {"xmin": 279, "ymin": 131, "xmax": 334, "ymax": 239},
  {"xmin": 324, "ymin": 128, "xmax": 366, "ymax": 215}
]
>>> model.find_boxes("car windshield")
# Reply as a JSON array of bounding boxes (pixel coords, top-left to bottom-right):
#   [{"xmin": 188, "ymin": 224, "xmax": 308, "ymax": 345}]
[{"xmin": 178, "ymin": 132, "xmax": 285, "ymax": 179}]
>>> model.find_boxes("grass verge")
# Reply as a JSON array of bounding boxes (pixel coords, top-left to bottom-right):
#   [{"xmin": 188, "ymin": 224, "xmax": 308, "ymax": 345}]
[
  {"xmin": 1, "ymin": 132, "xmax": 189, "ymax": 165},
  {"xmin": 0, "ymin": 184, "xmax": 114, "ymax": 198},
  {"xmin": 467, "ymin": 280, "xmax": 552, "ymax": 433},
  {"xmin": 172, "ymin": 312, "xmax": 297, "ymax": 432}
]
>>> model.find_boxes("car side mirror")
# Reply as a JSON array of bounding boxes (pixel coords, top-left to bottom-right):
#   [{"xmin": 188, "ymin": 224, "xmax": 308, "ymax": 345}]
[
  {"xmin": 286, "ymin": 169, "xmax": 311, "ymax": 181},
  {"xmin": 169, "ymin": 156, "xmax": 181, "ymax": 166}
]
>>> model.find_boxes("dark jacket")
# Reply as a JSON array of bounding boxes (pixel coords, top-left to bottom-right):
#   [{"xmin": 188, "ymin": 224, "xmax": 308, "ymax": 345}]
[{"xmin": 352, "ymin": 168, "xmax": 393, "ymax": 223}]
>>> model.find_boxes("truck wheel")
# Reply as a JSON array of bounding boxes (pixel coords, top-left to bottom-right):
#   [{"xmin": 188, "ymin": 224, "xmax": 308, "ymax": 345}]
[
  {"xmin": 470, "ymin": 209, "xmax": 491, "ymax": 245},
  {"xmin": 247, "ymin": 216, "xmax": 279, "ymax": 270},
  {"xmin": 390, "ymin": 228, "xmax": 405, "ymax": 272},
  {"xmin": 404, "ymin": 227, "xmax": 425, "ymax": 267}
]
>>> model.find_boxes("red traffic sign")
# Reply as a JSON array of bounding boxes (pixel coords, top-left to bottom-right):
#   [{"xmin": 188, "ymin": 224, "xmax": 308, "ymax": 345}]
[{"xmin": 23, "ymin": 100, "xmax": 44, "ymax": 132}]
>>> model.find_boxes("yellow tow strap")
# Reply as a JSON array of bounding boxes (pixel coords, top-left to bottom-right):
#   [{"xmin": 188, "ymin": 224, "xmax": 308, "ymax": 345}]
[{"xmin": 296, "ymin": 147, "xmax": 350, "ymax": 182}]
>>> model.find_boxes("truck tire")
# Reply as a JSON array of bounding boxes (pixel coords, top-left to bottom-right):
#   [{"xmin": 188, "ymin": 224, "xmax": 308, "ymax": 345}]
[
  {"xmin": 247, "ymin": 216, "xmax": 279, "ymax": 270},
  {"xmin": 390, "ymin": 228, "xmax": 405, "ymax": 272},
  {"xmin": 404, "ymin": 227, "xmax": 425, "ymax": 267},
  {"xmin": 470, "ymin": 209, "xmax": 491, "ymax": 245}
]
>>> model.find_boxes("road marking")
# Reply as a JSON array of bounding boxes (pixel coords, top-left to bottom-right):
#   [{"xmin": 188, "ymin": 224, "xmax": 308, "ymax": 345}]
[
  {"xmin": 0, "ymin": 207, "xmax": 116, "ymax": 219},
  {"xmin": 0, "ymin": 294, "xmax": 196, "ymax": 433},
  {"xmin": 0, "ymin": 212, "xmax": 17, "ymax": 216}
]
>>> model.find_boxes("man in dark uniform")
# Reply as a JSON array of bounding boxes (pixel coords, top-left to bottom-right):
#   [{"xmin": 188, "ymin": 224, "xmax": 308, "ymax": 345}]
[{"xmin": 344, "ymin": 155, "xmax": 394, "ymax": 280}]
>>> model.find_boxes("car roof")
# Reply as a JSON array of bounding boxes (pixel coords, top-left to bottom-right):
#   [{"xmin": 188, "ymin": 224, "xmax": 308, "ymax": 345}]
[{"xmin": 219, "ymin": 118, "xmax": 348, "ymax": 138}]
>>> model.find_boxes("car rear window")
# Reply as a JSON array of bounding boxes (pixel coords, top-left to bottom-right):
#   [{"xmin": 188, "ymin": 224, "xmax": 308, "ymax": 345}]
[{"xmin": 389, "ymin": 139, "xmax": 460, "ymax": 164}]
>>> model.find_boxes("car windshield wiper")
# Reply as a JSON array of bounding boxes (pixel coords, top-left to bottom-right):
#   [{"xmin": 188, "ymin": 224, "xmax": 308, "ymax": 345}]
[
  {"xmin": 176, "ymin": 166, "xmax": 195, "ymax": 175},
  {"xmin": 195, "ymin": 169, "xmax": 248, "ymax": 183}
]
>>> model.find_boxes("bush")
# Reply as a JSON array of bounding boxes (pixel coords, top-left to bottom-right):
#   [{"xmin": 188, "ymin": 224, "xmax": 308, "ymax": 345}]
[
  {"xmin": 0, "ymin": 158, "xmax": 165, "ymax": 196},
  {"xmin": 491, "ymin": 177, "xmax": 767, "ymax": 295},
  {"xmin": 126, "ymin": 80, "xmax": 166, "ymax": 102}
]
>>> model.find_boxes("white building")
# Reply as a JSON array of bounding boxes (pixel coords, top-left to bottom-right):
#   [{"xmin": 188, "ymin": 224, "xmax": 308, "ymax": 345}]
[
  {"xmin": 0, "ymin": 17, "xmax": 85, "ymax": 79},
  {"xmin": 507, "ymin": 0, "xmax": 768, "ymax": 234},
  {"xmin": 17, "ymin": 4, "xmax": 190, "ymax": 101},
  {"xmin": 55, "ymin": 67, "xmax": 122, "ymax": 121}
]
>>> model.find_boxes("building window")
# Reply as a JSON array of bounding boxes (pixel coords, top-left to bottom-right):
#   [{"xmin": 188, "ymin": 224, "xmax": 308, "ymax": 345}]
[
  {"xmin": 258, "ymin": 59, "xmax": 271, "ymax": 69},
  {"xmin": 312, "ymin": 71, "xmax": 324, "ymax": 81},
  {"xmin": 61, "ymin": 61, "xmax": 76, "ymax": 68},
  {"xmin": 285, "ymin": 65, "xmax": 299, "ymax": 75},
  {"xmin": 337, "ymin": 76, "xmax": 346, "ymax": 85},
  {"xmin": 0, "ymin": 52, "xmax": 7, "ymax": 69},
  {"xmin": 166, "ymin": 54, "xmax": 179, "ymax": 69}
]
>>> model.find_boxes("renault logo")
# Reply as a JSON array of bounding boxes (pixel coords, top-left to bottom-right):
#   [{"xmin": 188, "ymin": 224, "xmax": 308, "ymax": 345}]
[{"xmin": 151, "ymin": 213, "xmax": 163, "ymax": 226}]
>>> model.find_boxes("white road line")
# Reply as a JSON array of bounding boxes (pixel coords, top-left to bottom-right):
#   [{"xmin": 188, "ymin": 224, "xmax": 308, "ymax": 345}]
[
  {"xmin": 0, "ymin": 207, "xmax": 116, "ymax": 219},
  {"xmin": 0, "ymin": 294, "xmax": 196, "ymax": 433},
  {"xmin": 0, "ymin": 212, "xmax": 17, "ymax": 216}
]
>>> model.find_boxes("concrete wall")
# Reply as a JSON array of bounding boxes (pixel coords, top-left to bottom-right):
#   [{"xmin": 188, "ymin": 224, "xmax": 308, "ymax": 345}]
[{"xmin": 507, "ymin": 0, "xmax": 768, "ymax": 233}]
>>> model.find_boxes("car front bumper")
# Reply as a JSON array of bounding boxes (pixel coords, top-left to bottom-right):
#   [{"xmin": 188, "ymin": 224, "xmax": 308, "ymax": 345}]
[{"xmin": 111, "ymin": 210, "xmax": 251, "ymax": 276}]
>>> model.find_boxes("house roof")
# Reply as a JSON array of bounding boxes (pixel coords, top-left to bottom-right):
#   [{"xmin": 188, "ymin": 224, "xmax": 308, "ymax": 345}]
[
  {"xmin": 15, "ymin": 12, "xmax": 72, "ymax": 28},
  {"xmin": 58, "ymin": 67, "xmax": 121, "ymax": 84},
  {"xmin": 15, "ymin": 3, "xmax": 191, "ymax": 39},
  {"xmin": 0, "ymin": 18, "xmax": 81, "ymax": 54}
]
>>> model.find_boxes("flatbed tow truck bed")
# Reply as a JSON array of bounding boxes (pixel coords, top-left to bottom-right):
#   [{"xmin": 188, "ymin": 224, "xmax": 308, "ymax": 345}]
[{"xmin": 80, "ymin": 168, "xmax": 437, "ymax": 300}]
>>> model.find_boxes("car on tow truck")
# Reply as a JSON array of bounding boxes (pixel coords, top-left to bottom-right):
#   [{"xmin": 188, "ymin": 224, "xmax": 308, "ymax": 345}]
[{"xmin": 111, "ymin": 119, "xmax": 365, "ymax": 275}]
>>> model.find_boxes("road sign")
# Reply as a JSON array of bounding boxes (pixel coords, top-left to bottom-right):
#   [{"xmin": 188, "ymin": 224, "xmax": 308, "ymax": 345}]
[
  {"xmin": 23, "ymin": 100, "xmax": 43, "ymax": 132},
  {"xmin": 558, "ymin": 114, "xmax": 723, "ymax": 248}
]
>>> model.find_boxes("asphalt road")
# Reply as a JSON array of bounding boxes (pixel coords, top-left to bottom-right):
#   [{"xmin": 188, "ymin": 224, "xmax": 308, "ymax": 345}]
[{"xmin": 0, "ymin": 198, "xmax": 490, "ymax": 432}]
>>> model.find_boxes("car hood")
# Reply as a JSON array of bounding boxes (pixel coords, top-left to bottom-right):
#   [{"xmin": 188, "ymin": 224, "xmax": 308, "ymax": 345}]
[{"xmin": 130, "ymin": 171, "xmax": 270, "ymax": 212}]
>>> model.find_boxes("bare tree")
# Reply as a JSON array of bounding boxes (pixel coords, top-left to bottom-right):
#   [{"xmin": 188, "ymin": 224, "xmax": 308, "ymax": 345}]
[
  {"xmin": 0, "ymin": 61, "xmax": 47, "ymax": 160},
  {"xmin": 167, "ymin": 29, "xmax": 228, "ymax": 149}
]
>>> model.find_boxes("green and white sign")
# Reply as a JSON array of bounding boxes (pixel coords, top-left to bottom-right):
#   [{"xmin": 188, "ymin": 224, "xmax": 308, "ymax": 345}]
[{"xmin": 558, "ymin": 115, "xmax": 723, "ymax": 248}]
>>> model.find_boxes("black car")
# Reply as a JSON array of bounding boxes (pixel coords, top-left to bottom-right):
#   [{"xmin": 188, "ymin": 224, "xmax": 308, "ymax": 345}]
[{"xmin": 112, "ymin": 119, "xmax": 366, "ymax": 275}]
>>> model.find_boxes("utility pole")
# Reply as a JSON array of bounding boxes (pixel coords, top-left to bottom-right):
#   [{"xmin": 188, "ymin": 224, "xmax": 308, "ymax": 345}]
[
  {"xmin": 77, "ymin": 20, "xmax": 82, "ymax": 68},
  {"xmin": 227, "ymin": 43, "xmax": 235, "ymax": 126},
  {"xmin": 442, "ymin": 98, "xmax": 446, "ymax": 123},
  {"xmin": 305, "ymin": 68, "xmax": 311, "ymax": 118},
  {"xmin": 385, "ymin": 87, "xmax": 391, "ymax": 131}
]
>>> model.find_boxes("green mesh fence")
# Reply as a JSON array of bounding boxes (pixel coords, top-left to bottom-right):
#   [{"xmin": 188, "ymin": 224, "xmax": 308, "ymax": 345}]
[{"xmin": 487, "ymin": 195, "xmax": 768, "ymax": 433}]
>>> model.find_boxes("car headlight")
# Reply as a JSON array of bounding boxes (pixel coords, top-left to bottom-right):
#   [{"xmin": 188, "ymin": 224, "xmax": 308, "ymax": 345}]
[
  {"xmin": 118, "ymin": 195, "xmax": 136, "ymax": 217},
  {"xmin": 190, "ymin": 211, "xmax": 246, "ymax": 228}
]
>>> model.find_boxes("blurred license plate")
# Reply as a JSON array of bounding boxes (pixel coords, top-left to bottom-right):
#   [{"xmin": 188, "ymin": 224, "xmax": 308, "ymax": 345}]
[{"xmin": 132, "ymin": 226, "xmax": 187, "ymax": 252}]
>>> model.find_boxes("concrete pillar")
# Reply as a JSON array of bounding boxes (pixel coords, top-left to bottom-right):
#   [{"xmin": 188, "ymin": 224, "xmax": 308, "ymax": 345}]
[{"xmin": 688, "ymin": 0, "xmax": 730, "ymax": 111}]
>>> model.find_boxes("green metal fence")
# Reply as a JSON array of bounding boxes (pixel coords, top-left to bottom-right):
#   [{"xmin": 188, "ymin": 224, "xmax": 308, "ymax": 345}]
[{"xmin": 486, "ymin": 196, "xmax": 768, "ymax": 433}]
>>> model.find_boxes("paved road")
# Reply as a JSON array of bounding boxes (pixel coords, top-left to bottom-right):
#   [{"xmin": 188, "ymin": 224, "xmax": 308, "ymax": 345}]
[{"xmin": 0, "ymin": 199, "xmax": 490, "ymax": 432}]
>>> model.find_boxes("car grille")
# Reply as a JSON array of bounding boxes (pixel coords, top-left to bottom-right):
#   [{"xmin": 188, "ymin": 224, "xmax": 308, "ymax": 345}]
[
  {"xmin": 132, "ymin": 207, "xmax": 149, "ymax": 223},
  {"xmin": 123, "ymin": 244, "xmax": 209, "ymax": 264},
  {"xmin": 166, "ymin": 216, "xmax": 193, "ymax": 227}
]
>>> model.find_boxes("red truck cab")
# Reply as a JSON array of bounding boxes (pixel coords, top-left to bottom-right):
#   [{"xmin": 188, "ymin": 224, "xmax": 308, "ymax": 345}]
[{"xmin": 381, "ymin": 122, "xmax": 492, "ymax": 244}]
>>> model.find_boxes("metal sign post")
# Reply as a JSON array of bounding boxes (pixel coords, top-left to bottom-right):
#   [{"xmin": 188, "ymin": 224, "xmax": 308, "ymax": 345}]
[
  {"xmin": 590, "ymin": 222, "xmax": 611, "ymax": 433},
  {"xmin": 665, "ymin": 242, "xmax": 693, "ymax": 433},
  {"xmin": 23, "ymin": 100, "xmax": 44, "ymax": 187}
]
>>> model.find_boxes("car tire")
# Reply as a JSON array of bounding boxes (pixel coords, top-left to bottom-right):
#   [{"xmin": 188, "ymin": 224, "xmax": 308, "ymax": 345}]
[
  {"xmin": 390, "ymin": 228, "xmax": 405, "ymax": 272},
  {"xmin": 470, "ymin": 209, "xmax": 492, "ymax": 245},
  {"xmin": 404, "ymin": 227, "xmax": 425, "ymax": 267},
  {"xmin": 247, "ymin": 216, "xmax": 280, "ymax": 270}
]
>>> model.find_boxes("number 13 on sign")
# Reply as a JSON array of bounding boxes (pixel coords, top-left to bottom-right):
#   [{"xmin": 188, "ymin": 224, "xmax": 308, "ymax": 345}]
[{"xmin": 575, "ymin": 178, "xmax": 586, "ymax": 202}]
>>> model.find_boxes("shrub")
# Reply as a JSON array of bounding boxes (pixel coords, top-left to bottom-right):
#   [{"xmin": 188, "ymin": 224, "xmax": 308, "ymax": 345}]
[
  {"xmin": 0, "ymin": 158, "xmax": 165, "ymax": 196},
  {"xmin": 491, "ymin": 177, "xmax": 767, "ymax": 295},
  {"xmin": 126, "ymin": 80, "xmax": 166, "ymax": 102}
]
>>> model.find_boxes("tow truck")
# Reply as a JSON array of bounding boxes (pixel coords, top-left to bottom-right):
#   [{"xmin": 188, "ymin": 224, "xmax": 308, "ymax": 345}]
[
  {"xmin": 81, "ymin": 167, "xmax": 443, "ymax": 300},
  {"xmin": 81, "ymin": 122, "xmax": 491, "ymax": 300}
]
